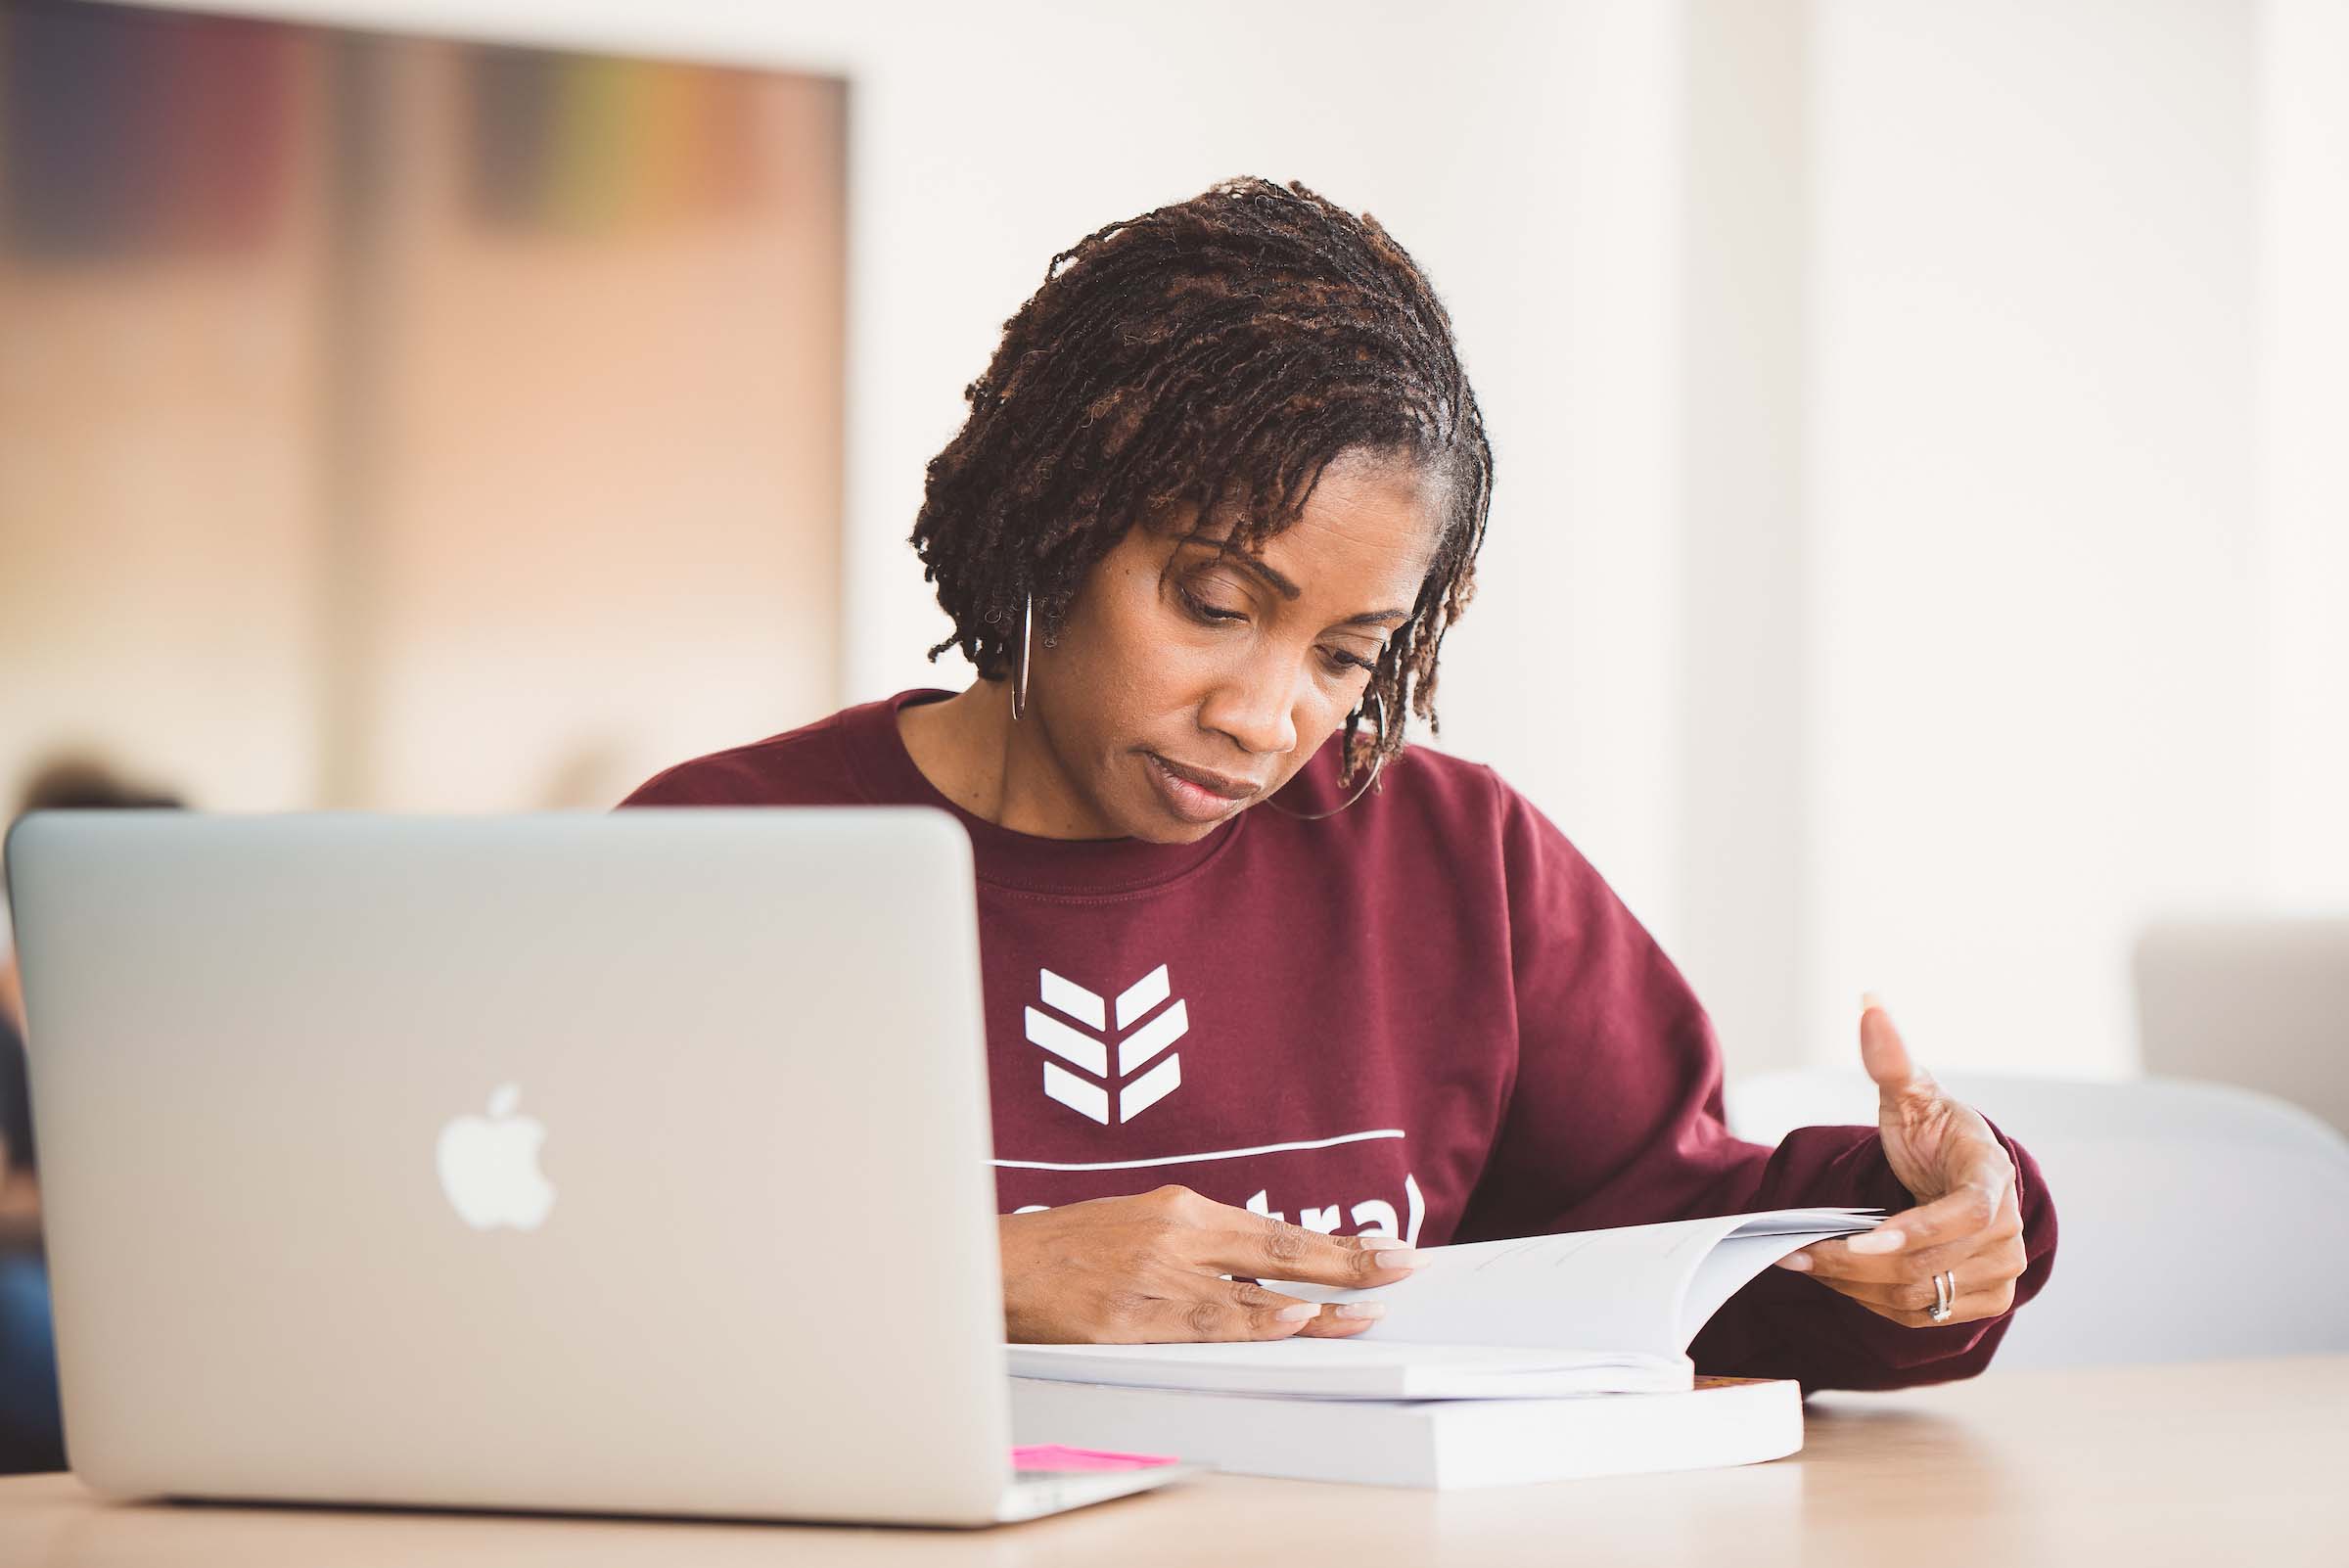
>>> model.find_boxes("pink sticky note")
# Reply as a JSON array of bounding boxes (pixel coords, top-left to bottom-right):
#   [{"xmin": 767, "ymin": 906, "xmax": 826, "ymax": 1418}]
[{"xmin": 1014, "ymin": 1444, "xmax": 1180, "ymax": 1471}]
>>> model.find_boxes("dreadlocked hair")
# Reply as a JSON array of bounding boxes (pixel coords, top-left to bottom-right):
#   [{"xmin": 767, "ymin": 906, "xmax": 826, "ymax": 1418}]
[{"xmin": 908, "ymin": 175, "xmax": 1495, "ymax": 785}]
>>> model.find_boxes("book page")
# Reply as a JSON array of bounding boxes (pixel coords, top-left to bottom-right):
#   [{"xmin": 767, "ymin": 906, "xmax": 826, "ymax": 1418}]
[{"xmin": 1267, "ymin": 1208, "xmax": 1879, "ymax": 1356}]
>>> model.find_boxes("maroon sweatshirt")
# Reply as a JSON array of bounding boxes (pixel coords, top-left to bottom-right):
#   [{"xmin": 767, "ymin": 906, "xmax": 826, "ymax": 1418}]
[{"xmin": 622, "ymin": 687, "xmax": 2057, "ymax": 1391}]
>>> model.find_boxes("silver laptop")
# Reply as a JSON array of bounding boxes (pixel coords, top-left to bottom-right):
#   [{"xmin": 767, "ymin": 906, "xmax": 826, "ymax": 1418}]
[{"xmin": 4, "ymin": 807, "xmax": 1195, "ymax": 1526}]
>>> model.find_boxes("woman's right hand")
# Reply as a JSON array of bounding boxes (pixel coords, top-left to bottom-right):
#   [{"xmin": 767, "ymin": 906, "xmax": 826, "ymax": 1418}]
[{"xmin": 998, "ymin": 1183, "xmax": 1424, "ymax": 1343}]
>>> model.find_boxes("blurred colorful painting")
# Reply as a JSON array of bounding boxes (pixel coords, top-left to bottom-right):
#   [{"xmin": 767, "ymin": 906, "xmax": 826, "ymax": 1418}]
[{"xmin": 0, "ymin": 0, "xmax": 849, "ymax": 815}]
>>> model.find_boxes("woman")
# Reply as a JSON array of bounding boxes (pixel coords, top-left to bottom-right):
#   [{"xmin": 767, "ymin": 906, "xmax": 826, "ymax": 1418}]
[{"xmin": 625, "ymin": 177, "xmax": 2055, "ymax": 1388}]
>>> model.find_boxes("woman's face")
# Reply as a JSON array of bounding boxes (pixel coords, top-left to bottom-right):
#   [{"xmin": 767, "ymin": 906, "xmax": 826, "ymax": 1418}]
[{"xmin": 1026, "ymin": 448, "xmax": 1444, "ymax": 844}]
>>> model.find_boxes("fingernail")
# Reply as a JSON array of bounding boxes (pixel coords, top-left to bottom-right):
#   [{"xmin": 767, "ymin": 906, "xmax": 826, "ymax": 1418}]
[
  {"xmin": 1775, "ymin": 1251, "xmax": 1814, "ymax": 1271},
  {"xmin": 1334, "ymin": 1302, "xmax": 1386, "ymax": 1319},
  {"xmin": 1370, "ymin": 1249, "xmax": 1424, "ymax": 1271},
  {"xmin": 1862, "ymin": 990, "xmax": 1883, "ymax": 1015},
  {"xmin": 1275, "ymin": 1304, "xmax": 1317, "ymax": 1321},
  {"xmin": 1846, "ymin": 1228, "xmax": 1906, "ymax": 1254}
]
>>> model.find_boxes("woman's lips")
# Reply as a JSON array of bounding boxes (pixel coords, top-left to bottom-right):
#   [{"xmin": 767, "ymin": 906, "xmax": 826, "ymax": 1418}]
[{"xmin": 1145, "ymin": 753, "xmax": 1257, "ymax": 823}]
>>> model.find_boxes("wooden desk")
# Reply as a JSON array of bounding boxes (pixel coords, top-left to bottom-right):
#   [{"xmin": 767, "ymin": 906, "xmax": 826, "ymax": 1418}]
[{"xmin": 2, "ymin": 1357, "xmax": 2342, "ymax": 1566}]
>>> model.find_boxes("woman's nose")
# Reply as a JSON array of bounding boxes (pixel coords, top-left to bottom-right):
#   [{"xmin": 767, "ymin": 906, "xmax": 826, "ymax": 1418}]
[{"xmin": 1198, "ymin": 656, "xmax": 1303, "ymax": 759}]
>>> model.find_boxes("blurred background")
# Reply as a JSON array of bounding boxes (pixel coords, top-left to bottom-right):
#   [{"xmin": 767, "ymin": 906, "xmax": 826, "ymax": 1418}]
[
  {"xmin": 2, "ymin": 0, "xmax": 2343, "ymax": 1088},
  {"xmin": 3, "ymin": 0, "xmax": 2348, "ymax": 1466}
]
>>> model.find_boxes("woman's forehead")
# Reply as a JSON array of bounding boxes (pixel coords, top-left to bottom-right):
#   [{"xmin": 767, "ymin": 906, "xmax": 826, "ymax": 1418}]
[{"xmin": 1173, "ymin": 461, "xmax": 1439, "ymax": 591}]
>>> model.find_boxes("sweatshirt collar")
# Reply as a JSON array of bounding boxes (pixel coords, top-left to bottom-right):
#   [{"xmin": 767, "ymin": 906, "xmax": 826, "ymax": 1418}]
[{"xmin": 837, "ymin": 688, "xmax": 1248, "ymax": 897}]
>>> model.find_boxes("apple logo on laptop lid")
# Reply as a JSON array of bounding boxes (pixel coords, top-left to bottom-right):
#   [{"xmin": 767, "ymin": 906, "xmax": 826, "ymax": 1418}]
[{"xmin": 437, "ymin": 1084, "xmax": 556, "ymax": 1230}]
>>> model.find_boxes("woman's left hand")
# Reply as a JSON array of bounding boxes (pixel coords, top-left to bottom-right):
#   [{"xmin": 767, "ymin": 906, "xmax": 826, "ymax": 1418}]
[{"xmin": 1773, "ymin": 994, "xmax": 2028, "ymax": 1328}]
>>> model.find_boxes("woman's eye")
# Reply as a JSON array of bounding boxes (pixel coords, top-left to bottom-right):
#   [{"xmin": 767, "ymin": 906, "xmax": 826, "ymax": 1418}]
[
  {"xmin": 1176, "ymin": 585, "xmax": 1246, "ymax": 624},
  {"xmin": 1177, "ymin": 582, "xmax": 1374, "ymax": 675}
]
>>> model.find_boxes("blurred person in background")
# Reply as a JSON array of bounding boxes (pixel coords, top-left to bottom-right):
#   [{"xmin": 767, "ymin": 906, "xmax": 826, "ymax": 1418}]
[
  {"xmin": 0, "ymin": 757, "xmax": 186, "ymax": 1474},
  {"xmin": 623, "ymin": 177, "xmax": 2057, "ymax": 1386}
]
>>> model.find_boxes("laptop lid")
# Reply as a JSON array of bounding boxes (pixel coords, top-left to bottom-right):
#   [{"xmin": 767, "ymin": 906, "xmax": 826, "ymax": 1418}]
[{"xmin": 6, "ymin": 807, "xmax": 1014, "ymax": 1525}]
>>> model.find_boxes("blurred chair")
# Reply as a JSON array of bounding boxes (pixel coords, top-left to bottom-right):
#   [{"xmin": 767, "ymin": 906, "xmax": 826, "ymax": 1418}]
[
  {"xmin": 1725, "ymin": 1069, "xmax": 2349, "ymax": 1368},
  {"xmin": 2134, "ymin": 917, "xmax": 2349, "ymax": 1138}
]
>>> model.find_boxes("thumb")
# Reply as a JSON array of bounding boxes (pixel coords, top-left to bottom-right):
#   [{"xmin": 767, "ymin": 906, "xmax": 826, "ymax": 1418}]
[{"xmin": 1859, "ymin": 992, "xmax": 1935, "ymax": 1107}]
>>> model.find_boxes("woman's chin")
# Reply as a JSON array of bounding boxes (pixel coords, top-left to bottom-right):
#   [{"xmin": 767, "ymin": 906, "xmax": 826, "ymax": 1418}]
[
  {"xmin": 1129, "ymin": 815, "xmax": 1223, "ymax": 846},
  {"xmin": 1116, "ymin": 793, "xmax": 1234, "ymax": 845}
]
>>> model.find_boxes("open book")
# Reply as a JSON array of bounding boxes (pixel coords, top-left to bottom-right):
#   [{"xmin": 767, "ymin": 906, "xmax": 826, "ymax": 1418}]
[{"xmin": 1007, "ymin": 1207, "xmax": 1880, "ymax": 1400}]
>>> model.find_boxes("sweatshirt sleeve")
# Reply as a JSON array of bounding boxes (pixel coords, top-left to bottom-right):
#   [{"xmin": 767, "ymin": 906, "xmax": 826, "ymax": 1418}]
[{"xmin": 1450, "ymin": 767, "xmax": 2059, "ymax": 1392}]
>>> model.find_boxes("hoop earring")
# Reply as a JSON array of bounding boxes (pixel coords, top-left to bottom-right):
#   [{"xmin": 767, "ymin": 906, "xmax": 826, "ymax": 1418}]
[
  {"xmin": 1010, "ymin": 591, "xmax": 1033, "ymax": 720},
  {"xmin": 1267, "ymin": 694, "xmax": 1387, "ymax": 820}
]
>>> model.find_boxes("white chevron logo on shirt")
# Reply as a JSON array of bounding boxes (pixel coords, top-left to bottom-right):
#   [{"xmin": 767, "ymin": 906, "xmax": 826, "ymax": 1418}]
[{"xmin": 1025, "ymin": 963, "xmax": 1187, "ymax": 1126}]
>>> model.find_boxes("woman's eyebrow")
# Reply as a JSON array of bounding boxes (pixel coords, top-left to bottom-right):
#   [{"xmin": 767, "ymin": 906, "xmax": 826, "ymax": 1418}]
[{"xmin": 1188, "ymin": 542, "xmax": 1409, "ymax": 626}]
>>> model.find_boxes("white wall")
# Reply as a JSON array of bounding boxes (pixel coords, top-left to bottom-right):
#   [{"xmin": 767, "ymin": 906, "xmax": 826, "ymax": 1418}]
[
  {"xmin": 1684, "ymin": 0, "xmax": 2335, "ymax": 1083},
  {"xmin": 1676, "ymin": 0, "xmax": 1812, "ymax": 1088},
  {"xmin": 2258, "ymin": 0, "xmax": 2349, "ymax": 910},
  {"xmin": 1804, "ymin": 0, "xmax": 2263, "ymax": 1076}
]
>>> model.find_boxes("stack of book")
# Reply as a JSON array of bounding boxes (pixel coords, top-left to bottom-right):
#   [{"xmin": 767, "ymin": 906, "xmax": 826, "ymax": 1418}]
[{"xmin": 1008, "ymin": 1207, "xmax": 1878, "ymax": 1490}]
